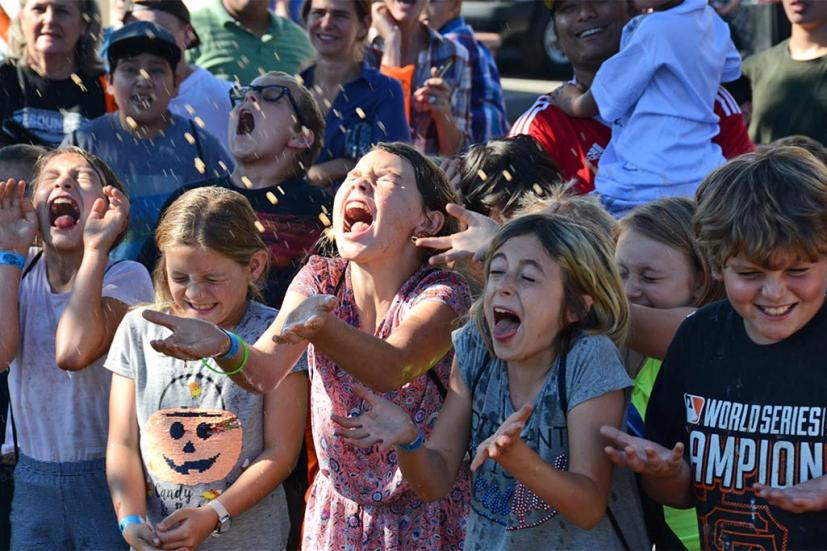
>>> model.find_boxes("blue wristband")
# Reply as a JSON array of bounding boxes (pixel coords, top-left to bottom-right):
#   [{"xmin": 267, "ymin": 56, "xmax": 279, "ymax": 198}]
[
  {"xmin": 397, "ymin": 428, "xmax": 424, "ymax": 452},
  {"xmin": 214, "ymin": 330, "xmax": 240, "ymax": 361},
  {"xmin": 118, "ymin": 514, "xmax": 144, "ymax": 534},
  {"xmin": 0, "ymin": 251, "xmax": 25, "ymax": 270}
]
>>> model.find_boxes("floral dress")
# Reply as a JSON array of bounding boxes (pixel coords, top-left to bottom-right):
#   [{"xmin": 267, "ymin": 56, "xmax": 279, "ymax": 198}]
[{"xmin": 289, "ymin": 256, "xmax": 471, "ymax": 550}]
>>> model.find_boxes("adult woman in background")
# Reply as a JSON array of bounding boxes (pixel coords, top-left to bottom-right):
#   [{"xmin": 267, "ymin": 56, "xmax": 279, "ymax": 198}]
[
  {"xmin": 1, "ymin": 0, "xmax": 112, "ymax": 148},
  {"xmin": 300, "ymin": 0, "xmax": 410, "ymax": 189}
]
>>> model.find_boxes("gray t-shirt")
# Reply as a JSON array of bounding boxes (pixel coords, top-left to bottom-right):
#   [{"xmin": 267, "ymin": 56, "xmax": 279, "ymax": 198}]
[
  {"xmin": 453, "ymin": 323, "xmax": 650, "ymax": 551},
  {"xmin": 106, "ymin": 301, "xmax": 288, "ymax": 550}
]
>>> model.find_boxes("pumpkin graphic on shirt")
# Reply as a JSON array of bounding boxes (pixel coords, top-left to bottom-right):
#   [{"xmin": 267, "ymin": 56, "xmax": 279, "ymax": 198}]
[{"xmin": 145, "ymin": 408, "xmax": 242, "ymax": 485}]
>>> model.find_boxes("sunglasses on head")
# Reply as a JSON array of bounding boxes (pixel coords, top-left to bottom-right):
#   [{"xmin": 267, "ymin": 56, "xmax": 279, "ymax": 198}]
[{"xmin": 228, "ymin": 84, "xmax": 308, "ymax": 129}]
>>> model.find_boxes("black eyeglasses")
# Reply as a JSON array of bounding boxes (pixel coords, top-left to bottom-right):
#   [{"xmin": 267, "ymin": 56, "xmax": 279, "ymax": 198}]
[{"xmin": 228, "ymin": 84, "xmax": 308, "ymax": 129}]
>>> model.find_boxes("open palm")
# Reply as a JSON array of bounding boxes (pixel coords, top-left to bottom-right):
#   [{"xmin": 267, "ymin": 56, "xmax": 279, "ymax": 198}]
[
  {"xmin": 331, "ymin": 385, "xmax": 417, "ymax": 452},
  {"xmin": 0, "ymin": 179, "xmax": 37, "ymax": 253}
]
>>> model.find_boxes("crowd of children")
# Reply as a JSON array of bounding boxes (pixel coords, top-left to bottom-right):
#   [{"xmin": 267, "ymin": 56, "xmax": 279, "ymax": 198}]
[{"xmin": 1, "ymin": 0, "xmax": 827, "ymax": 550}]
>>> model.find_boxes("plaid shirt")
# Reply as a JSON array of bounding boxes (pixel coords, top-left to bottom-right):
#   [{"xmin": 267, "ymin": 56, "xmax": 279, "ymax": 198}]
[
  {"xmin": 371, "ymin": 27, "xmax": 472, "ymax": 155},
  {"xmin": 440, "ymin": 17, "xmax": 508, "ymax": 144}
]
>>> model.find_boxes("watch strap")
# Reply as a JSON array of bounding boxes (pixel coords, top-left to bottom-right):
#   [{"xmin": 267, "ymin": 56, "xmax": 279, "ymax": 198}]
[{"xmin": 207, "ymin": 500, "xmax": 231, "ymax": 534}]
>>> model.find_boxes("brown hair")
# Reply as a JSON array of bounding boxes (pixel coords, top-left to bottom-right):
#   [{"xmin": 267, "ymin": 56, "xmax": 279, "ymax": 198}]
[
  {"xmin": 30, "ymin": 146, "xmax": 129, "ymax": 250},
  {"xmin": 8, "ymin": 0, "xmax": 104, "ymax": 75},
  {"xmin": 514, "ymin": 182, "xmax": 615, "ymax": 239},
  {"xmin": 763, "ymin": 135, "xmax": 827, "ymax": 167},
  {"xmin": 301, "ymin": 0, "xmax": 372, "ymax": 23},
  {"xmin": 259, "ymin": 72, "xmax": 325, "ymax": 178},
  {"xmin": 473, "ymin": 214, "xmax": 629, "ymax": 359},
  {"xmin": 695, "ymin": 146, "xmax": 827, "ymax": 271},
  {"xmin": 152, "ymin": 187, "xmax": 270, "ymax": 309}
]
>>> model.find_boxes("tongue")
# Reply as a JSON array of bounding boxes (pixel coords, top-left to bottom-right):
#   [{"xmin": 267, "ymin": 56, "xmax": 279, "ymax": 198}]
[
  {"xmin": 493, "ymin": 318, "xmax": 519, "ymax": 339},
  {"xmin": 350, "ymin": 221, "xmax": 370, "ymax": 233},
  {"xmin": 53, "ymin": 215, "xmax": 76, "ymax": 229}
]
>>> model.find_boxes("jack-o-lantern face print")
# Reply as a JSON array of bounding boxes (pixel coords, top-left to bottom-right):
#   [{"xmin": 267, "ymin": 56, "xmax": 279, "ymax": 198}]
[{"xmin": 145, "ymin": 408, "xmax": 243, "ymax": 485}]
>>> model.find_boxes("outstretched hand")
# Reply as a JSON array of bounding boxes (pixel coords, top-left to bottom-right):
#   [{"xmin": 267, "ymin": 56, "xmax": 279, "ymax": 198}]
[
  {"xmin": 143, "ymin": 309, "xmax": 230, "ymax": 361},
  {"xmin": 470, "ymin": 404, "xmax": 533, "ymax": 471},
  {"xmin": 0, "ymin": 178, "xmax": 37, "ymax": 254},
  {"xmin": 600, "ymin": 425, "xmax": 686, "ymax": 479},
  {"xmin": 754, "ymin": 477, "xmax": 827, "ymax": 513},
  {"xmin": 84, "ymin": 186, "xmax": 129, "ymax": 252},
  {"xmin": 273, "ymin": 294, "xmax": 337, "ymax": 345},
  {"xmin": 331, "ymin": 385, "xmax": 418, "ymax": 453},
  {"xmin": 414, "ymin": 203, "xmax": 498, "ymax": 266}
]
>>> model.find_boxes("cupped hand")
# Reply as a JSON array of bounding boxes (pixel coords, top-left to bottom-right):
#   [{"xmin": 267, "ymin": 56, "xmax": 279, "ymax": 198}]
[
  {"xmin": 414, "ymin": 203, "xmax": 499, "ymax": 265},
  {"xmin": 156, "ymin": 505, "xmax": 217, "ymax": 551},
  {"xmin": 273, "ymin": 294, "xmax": 337, "ymax": 345},
  {"xmin": 754, "ymin": 478, "xmax": 827, "ymax": 513},
  {"xmin": 83, "ymin": 186, "xmax": 129, "ymax": 252},
  {"xmin": 0, "ymin": 178, "xmax": 37, "ymax": 254},
  {"xmin": 413, "ymin": 68, "xmax": 452, "ymax": 117},
  {"xmin": 470, "ymin": 403, "xmax": 532, "ymax": 471},
  {"xmin": 600, "ymin": 425, "xmax": 687, "ymax": 479},
  {"xmin": 122, "ymin": 522, "xmax": 162, "ymax": 551},
  {"xmin": 143, "ymin": 309, "xmax": 230, "ymax": 361},
  {"xmin": 331, "ymin": 384, "xmax": 418, "ymax": 452}
]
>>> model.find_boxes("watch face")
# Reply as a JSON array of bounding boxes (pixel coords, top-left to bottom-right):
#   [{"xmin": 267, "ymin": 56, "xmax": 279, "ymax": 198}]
[{"xmin": 218, "ymin": 515, "xmax": 231, "ymax": 534}]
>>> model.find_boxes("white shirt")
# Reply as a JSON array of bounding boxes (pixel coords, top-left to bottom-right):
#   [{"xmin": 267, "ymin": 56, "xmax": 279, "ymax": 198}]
[
  {"xmin": 590, "ymin": 0, "xmax": 741, "ymax": 213},
  {"xmin": 169, "ymin": 66, "xmax": 234, "ymax": 153},
  {"xmin": 8, "ymin": 251, "xmax": 153, "ymax": 462}
]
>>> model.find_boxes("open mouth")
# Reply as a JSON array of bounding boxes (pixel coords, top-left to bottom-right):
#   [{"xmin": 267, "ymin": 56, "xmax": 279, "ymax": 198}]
[
  {"xmin": 575, "ymin": 26, "xmax": 608, "ymax": 39},
  {"xmin": 757, "ymin": 304, "xmax": 796, "ymax": 317},
  {"xmin": 186, "ymin": 301, "xmax": 218, "ymax": 314},
  {"xmin": 492, "ymin": 306, "xmax": 521, "ymax": 341},
  {"xmin": 48, "ymin": 196, "xmax": 81, "ymax": 230},
  {"xmin": 315, "ymin": 33, "xmax": 338, "ymax": 42},
  {"xmin": 131, "ymin": 93, "xmax": 155, "ymax": 110},
  {"xmin": 343, "ymin": 201, "xmax": 374, "ymax": 234},
  {"xmin": 236, "ymin": 108, "xmax": 255, "ymax": 135}
]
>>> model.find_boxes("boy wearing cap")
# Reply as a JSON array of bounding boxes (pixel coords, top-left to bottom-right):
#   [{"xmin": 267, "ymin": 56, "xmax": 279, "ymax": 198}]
[
  {"xmin": 124, "ymin": 0, "xmax": 235, "ymax": 152},
  {"xmin": 63, "ymin": 21, "xmax": 234, "ymax": 268}
]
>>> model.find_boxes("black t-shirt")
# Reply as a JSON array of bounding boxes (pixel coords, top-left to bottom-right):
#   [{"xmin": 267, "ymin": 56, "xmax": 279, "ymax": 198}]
[
  {"xmin": 0, "ymin": 62, "xmax": 108, "ymax": 148},
  {"xmin": 138, "ymin": 176, "xmax": 332, "ymax": 308},
  {"xmin": 646, "ymin": 299, "xmax": 827, "ymax": 550}
]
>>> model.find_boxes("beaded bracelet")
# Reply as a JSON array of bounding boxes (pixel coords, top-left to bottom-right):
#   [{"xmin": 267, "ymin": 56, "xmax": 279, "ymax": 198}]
[
  {"xmin": 397, "ymin": 428, "xmax": 425, "ymax": 452},
  {"xmin": 201, "ymin": 337, "xmax": 249, "ymax": 376}
]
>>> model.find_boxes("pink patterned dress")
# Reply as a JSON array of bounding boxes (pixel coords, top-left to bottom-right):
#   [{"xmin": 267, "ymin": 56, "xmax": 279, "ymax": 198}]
[{"xmin": 288, "ymin": 256, "xmax": 472, "ymax": 550}]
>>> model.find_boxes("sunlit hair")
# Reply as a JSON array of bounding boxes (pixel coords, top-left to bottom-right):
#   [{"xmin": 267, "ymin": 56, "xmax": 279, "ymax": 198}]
[
  {"xmin": 513, "ymin": 181, "xmax": 615, "ymax": 239},
  {"xmin": 8, "ymin": 0, "xmax": 104, "ymax": 75},
  {"xmin": 30, "ymin": 146, "xmax": 128, "ymax": 249},
  {"xmin": 460, "ymin": 135, "xmax": 562, "ymax": 220},
  {"xmin": 615, "ymin": 197, "xmax": 724, "ymax": 307},
  {"xmin": 696, "ymin": 146, "xmax": 827, "ymax": 272},
  {"xmin": 762, "ymin": 135, "xmax": 827, "ymax": 167},
  {"xmin": 152, "ymin": 187, "xmax": 269, "ymax": 309},
  {"xmin": 256, "ymin": 71, "xmax": 325, "ymax": 178},
  {"xmin": 472, "ymin": 214, "xmax": 629, "ymax": 360}
]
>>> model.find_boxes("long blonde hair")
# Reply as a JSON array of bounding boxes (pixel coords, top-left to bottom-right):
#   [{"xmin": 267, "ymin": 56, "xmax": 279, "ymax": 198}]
[
  {"xmin": 473, "ymin": 214, "xmax": 629, "ymax": 358},
  {"xmin": 152, "ymin": 187, "xmax": 269, "ymax": 309}
]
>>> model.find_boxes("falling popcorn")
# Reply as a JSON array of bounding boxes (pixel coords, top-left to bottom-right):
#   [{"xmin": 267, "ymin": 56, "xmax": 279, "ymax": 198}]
[
  {"xmin": 188, "ymin": 380, "xmax": 202, "ymax": 398},
  {"xmin": 254, "ymin": 220, "xmax": 265, "ymax": 233},
  {"xmin": 277, "ymin": 186, "xmax": 285, "ymax": 195},
  {"xmin": 70, "ymin": 73, "xmax": 87, "ymax": 92},
  {"xmin": 125, "ymin": 116, "xmax": 138, "ymax": 129},
  {"xmin": 194, "ymin": 157, "xmax": 206, "ymax": 174},
  {"xmin": 502, "ymin": 169, "xmax": 513, "ymax": 182},
  {"xmin": 477, "ymin": 169, "xmax": 488, "ymax": 181},
  {"xmin": 194, "ymin": 116, "xmax": 205, "ymax": 128},
  {"xmin": 139, "ymin": 68, "xmax": 151, "ymax": 80},
  {"xmin": 185, "ymin": 104, "xmax": 195, "ymax": 115},
  {"xmin": 184, "ymin": 132, "xmax": 196, "ymax": 145},
  {"xmin": 532, "ymin": 183, "xmax": 545, "ymax": 196},
  {"xmin": 241, "ymin": 176, "xmax": 253, "ymax": 188},
  {"xmin": 355, "ymin": 107, "xmax": 366, "ymax": 119},
  {"xmin": 318, "ymin": 213, "xmax": 331, "ymax": 227},
  {"xmin": 266, "ymin": 191, "xmax": 279, "ymax": 205},
  {"xmin": 218, "ymin": 160, "xmax": 228, "ymax": 172}
]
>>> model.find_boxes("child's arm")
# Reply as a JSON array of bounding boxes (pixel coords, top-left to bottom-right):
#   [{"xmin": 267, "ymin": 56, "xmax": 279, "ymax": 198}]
[
  {"xmin": 55, "ymin": 186, "xmax": 131, "ymax": 371},
  {"xmin": 476, "ymin": 391, "xmax": 627, "ymax": 529},
  {"xmin": 332, "ymin": 355, "xmax": 472, "ymax": 502},
  {"xmin": 548, "ymin": 83, "xmax": 599, "ymax": 119},
  {"xmin": 754, "ymin": 476, "xmax": 827, "ymax": 513},
  {"xmin": 155, "ymin": 372, "xmax": 309, "ymax": 550},
  {"xmin": 0, "ymin": 179, "xmax": 37, "ymax": 368},
  {"xmin": 107, "ymin": 373, "xmax": 162, "ymax": 550},
  {"xmin": 600, "ymin": 425, "xmax": 694, "ymax": 508}
]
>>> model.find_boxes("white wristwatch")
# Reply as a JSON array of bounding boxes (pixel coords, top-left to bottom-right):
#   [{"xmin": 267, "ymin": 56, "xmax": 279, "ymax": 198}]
[{"xmin": 207, "ymin": 500, "xmax": 231, "ymax": 536}]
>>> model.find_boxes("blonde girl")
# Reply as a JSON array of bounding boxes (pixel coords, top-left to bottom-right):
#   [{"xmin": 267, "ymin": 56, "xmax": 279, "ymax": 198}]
[
  {"xmin": 333, "ymin": 214, "xmax": 650, "ymax": 549},
  {"xmin": 106, "ymin": 187, "xmax": 307, "ymax": 551},
  {"xmin": 612, "ymin": 196, "xmax": 724, "ymax": 551},
  {"xmin": 142, "ymin": 143, "xmax": 472, "ymax": 549}
]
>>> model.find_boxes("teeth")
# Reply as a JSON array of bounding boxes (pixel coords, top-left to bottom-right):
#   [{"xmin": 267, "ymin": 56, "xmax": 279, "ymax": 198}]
[
  {"xmin": 762, "ymin": 305, "xmax": 792, "ymax": 316},
  {"xmin": 53, "ymin": 197, "xmax": 74, "ymax": 205},
  {"xmin": 578, "ymin": 27, "xmax": 605, "ymax": 38}
]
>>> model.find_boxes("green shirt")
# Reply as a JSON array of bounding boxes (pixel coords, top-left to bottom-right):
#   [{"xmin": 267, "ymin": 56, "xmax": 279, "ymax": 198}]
[
  {"xmin": 187, "ymin": 0, "xmax": 314, "ymax": 84},
  {"xmin": 743, "ymin": 39, "xmax": 827, "ymax": 145}
]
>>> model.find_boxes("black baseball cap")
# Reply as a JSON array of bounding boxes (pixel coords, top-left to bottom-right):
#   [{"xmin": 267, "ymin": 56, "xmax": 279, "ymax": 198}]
[
  {"xmin": 123, "ymin": 0, "xmax": 201, "ymax": 49},
  {"xmin": 107, "ymin": 21, "xmax": 183, "ymax": 72}
]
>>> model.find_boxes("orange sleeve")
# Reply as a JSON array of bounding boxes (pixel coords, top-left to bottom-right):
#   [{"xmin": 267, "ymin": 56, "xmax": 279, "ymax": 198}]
[
  {"xmin": 380, "ymin": 64, "xmax": 415, "ymax": 124},
  {"xmin": 99, "ymin": 75, "xmax": 118, "ymax": 113}
]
